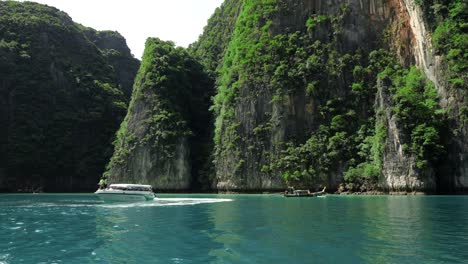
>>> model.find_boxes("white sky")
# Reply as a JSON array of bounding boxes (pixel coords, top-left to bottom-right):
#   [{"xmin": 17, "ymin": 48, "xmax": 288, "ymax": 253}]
[{"xmin": 18, "ymin": 0, "xmax": 224, "ymax": 59}]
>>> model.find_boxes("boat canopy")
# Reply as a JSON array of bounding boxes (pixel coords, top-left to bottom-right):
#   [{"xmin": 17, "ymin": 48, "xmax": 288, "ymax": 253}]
[{"xmin": 109, "ymin": 184, "xmax": 152, "ymax": 191}]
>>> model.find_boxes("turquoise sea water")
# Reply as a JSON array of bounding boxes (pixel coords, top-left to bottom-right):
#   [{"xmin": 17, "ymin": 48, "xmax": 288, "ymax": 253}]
[{"xmin": 1, "ymin": 194, "xmax": 468, "ymax": 263}]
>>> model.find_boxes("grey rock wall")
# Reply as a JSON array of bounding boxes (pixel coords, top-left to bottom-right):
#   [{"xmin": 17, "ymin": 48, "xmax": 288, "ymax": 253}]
[
  {"xmin": 377, "ymin": 78, "xmax": 436, "ymax": 191},
  {"xmin": 399, "ymin": 0, "xmax": 468, "ymax": 191},
  {"xmin": 108, "ymin": 140, "xmax": 191, "ymax": 190},
  {"xmin": 215, "ymin": 0, "xmax": 405, "ymax": 191}
]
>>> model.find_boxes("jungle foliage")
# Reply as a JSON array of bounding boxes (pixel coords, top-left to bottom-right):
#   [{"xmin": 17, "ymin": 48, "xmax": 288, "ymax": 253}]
[
  {"xmin": 418, "ymin": 0, "xmax": 467, "ymax": 90},
  {"xmin": 0, "ymin": 1, "xmax": 128, "ymax": 191}
]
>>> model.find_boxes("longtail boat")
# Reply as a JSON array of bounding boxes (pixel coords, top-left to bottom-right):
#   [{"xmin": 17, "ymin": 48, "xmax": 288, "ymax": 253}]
[{"xmin": 284, "ymin": 187, "xmax": 326, "ymax": 197}]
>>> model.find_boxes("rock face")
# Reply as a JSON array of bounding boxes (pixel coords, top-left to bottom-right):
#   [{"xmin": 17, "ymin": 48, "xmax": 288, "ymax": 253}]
[
  {"xmin": 376, "ymin": 78, "xmax": 436, "ymax": 192},
  {"xmin": 83, "ymin": 29, "xmax": 140, "ymax": 99},
  {"xmin": 0, "ymin": 2, "xmax": 132, "ymax": 192},
  {"xmin": 191, "ymin": 0, "xmax": 467, "ymax": 192},
  {"xmin": 193, "ymin": 0, "xmax": 402, "ymax": 191},
  {"xmin": 105, "ymin": 38, "xmax": 214, "ymax": 191},
  {"xmin": 398, "ymin": 0, "xmax": 468, "ymax": 192}
]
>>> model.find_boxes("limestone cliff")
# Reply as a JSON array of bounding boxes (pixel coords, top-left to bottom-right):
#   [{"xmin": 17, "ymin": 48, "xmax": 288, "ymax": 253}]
[
  {"xmin": 376, "ymin": 78, "xmax": 436, "ymax": 192},
  {"xmin": 105, "ymin": 38, "xmax": 214, "ymax": 191},
  {"xmin": 398, "ymin": 0, "xmax": 468, "ymax": 192},
  {"xmin": 0, "ymin": 1, "xmax": 132, "ymax": 192},
  {"xmin": 192, "ymin": 0, "xmax": 467, "ymax": 192},
  {"xmin": 375, "ymin": 0, "xmax": 467, "ymax": 192},
  {"xmin": 195, "ymin": 0, "xmax": 403, "ymax": 191},
  {"xmin": 83, "ymin": 28, "xmax": 140, "ymax": 99}
]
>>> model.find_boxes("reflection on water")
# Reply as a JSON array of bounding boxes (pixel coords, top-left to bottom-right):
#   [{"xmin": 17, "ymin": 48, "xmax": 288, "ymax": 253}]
[
  {"xmin": 356, "ymin": 196, "xmax": 468, "ymax": 263},
  {"xmin": 1, "ymin": 194, "xmax": 468, "ymax": 263}
]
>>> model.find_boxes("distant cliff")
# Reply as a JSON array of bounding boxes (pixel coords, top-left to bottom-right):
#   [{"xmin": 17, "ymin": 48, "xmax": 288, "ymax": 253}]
[
  {"xmin": 83, "ymin": 28, "xmax": 140, "ymax": 99},
  {"xmin": 0, "ymin": 1, "xmax": 136, "ymax": 192},
  {"xmin": 105, "ymin": 38, "xmax": 214, "ymax": 191}
]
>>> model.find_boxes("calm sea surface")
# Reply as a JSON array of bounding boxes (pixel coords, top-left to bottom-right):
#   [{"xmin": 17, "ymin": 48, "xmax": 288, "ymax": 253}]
[{"xmin": 1, "ymin": 194, "xmax": 468, "ymax": 263}]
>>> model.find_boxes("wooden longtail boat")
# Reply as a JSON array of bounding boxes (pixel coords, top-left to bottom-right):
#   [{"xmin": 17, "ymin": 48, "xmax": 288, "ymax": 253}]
[{"xmin": 284, "ymin": 187, "xmax": 326, "ymax": 197}]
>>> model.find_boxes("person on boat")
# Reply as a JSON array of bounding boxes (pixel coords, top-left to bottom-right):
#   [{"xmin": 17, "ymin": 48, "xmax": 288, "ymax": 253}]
[
  {"xmin": 286, "ymin": 186, "xmax": 295, "ymax": 195},
  {"xmin": 98, "ymin": 177, "xmax": 107, "ymax": 190}
]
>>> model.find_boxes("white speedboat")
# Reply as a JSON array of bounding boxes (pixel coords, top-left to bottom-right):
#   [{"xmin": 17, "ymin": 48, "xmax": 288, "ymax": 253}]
[{"xmin": 95, "ymin": 184, "xmax": 155, "ymax": 202}]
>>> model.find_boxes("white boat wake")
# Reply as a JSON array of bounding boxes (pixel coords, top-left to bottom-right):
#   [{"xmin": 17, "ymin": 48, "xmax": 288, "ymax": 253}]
[
  {"xmin": 156, "ymin": 197, "xmax": 232, "ymax": 205},
  {"xmin": 98, "ymin": 197, "xmax": 233, "ymax": 208},
  {"xmin": 11, "ymin": 198, "xmax": 233, "ymax": 209}
]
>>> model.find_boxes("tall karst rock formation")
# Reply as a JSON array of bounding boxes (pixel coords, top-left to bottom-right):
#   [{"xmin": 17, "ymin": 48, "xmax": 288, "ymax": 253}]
[
  {"xmin": 190, "ymin": 0, "xmax": 466, "ymax": 192},
  {"xmin": 105, "ymin": 38, "xmax": 214, "ymax": 191},
  {"xmin": 0, "ymin": 1, "xmax": 138, "ymax": 192}
]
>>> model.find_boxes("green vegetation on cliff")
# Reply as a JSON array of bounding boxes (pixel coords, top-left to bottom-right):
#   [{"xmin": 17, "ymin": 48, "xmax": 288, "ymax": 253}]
[
  {"xmin": 191, "ymin": 0, "xmax": 458, "ymax": 191},
  {"xmin": 0, "ymin": 1, "xmax": 130, "ymax": 191},
  {"xmin": 270, "ymin": 38, "xmax": 386, "ymax": 187},
  {"xmin": 380, "ymin": 63, "xmax": 445, "ymax": 170},
  {"xmin": 418, "ymin": 1, "xmax": 466, "ymax": 71},
  {"xmin": 190, "ymin": 0, "xmax": 242, "ymax": 76},
  {"xmin": 106, "ymin": 38, "xmax": 214, "ymax": 190},
  {"xmin": 194, "ymin": 1, "xmax": 386, "ymax": 189},
  {"xmin": 418, "ymin": 0, "xmax": 467, "ymax": 92},
  {"xmin": 83, "ymin": 28, "xmax": 140, "ymax": 99}
]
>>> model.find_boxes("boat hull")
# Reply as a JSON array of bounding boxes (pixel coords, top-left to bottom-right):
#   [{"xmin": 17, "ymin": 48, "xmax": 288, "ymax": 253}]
[
  {"xmin": 95, "ymin": 191, "xmax": 155, "ymax": 202},
  {"xmin": 284, "ymin": 193, "xmax": 325, "ymax": 197},
  {"xmin": 284, "ymin": 187, "xmax": 327, "ymax": 198}
]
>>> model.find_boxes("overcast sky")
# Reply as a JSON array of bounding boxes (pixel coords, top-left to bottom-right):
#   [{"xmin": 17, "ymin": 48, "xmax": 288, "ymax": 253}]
[{"xmin": 18, "ymin": 0, "xmax": 224, "ymax": 59}]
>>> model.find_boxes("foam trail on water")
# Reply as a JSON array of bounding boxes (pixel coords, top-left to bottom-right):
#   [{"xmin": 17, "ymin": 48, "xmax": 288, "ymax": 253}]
[
  {"xmin": 156, "ymin": 198, "xmax": 233, "ymax": 205},
  {"xmin": 10, "ymin": 198, "xmax": 233, "ymax": 208},
  {"xmin": 98, "ymin": 198, "xmax": 233, "ymax": 208}
]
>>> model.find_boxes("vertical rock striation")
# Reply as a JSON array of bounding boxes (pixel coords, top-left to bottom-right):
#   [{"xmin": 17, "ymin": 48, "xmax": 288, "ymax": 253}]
[
  {"xmin": 377, "ymin": 78, "xmax": 436, "ymax": 192},
  {"xmin": 398, "ymin": 0, "xmax": 468, "ymax": 191}
]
